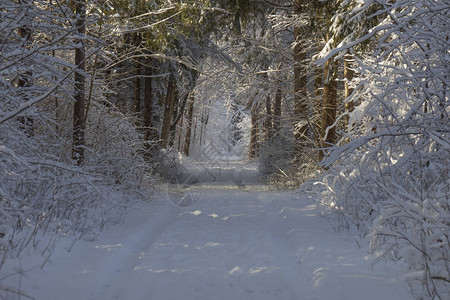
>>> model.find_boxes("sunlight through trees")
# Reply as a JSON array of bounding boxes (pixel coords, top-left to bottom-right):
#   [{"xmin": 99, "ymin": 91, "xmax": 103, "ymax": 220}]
[{"xmin": 1, "ymin": 1, "xmax": 448, "ymax": 298}]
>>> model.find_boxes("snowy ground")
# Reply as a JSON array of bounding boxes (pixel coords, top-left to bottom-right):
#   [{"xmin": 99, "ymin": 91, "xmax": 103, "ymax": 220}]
[{"xmin": 8, "ymin": 161, "xmax": 410, "ymax": 299}]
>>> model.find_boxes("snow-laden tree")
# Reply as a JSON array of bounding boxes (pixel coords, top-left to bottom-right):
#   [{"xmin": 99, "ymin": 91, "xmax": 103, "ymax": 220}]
[{"xmin": 310, "ymin": 0, "xmax": 449, "ymax": 298}]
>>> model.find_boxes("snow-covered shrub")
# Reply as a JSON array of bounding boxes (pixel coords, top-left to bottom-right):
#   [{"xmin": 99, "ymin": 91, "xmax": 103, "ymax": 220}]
[
  {"xmin": 311, "ymin": 0, "xmax": 450, "ymax": 298},
  {"xmin": 313, "ymin": 132, "xmax": 449, "ymax": 299},
  {"xmin": 259, "ymin": 132, "xmax": 293, "ymax": 175},
  {"xmin": 159, "ymin": 148, "xmax": 187, "ymax": 181},
  {"xmin": 0, "ymin": 3, "xmax": 155, "ymax": 297},
  {"xmin": 0, "ymin": 99, "xmax": 151, "ymax": 299},
  {"xmin": 84, "ymin": 84, "xmax": 152, "ymax": 189},
  {"xmin": 159, "ymin": 148, "xmax": 203, "ymax": 185},
  {"xmin": 370, "ymin": 147, "xmax": 449, "ymax": 299},
  {"xmin": 259, "ymin": 122, "xmax": 320, "ymax": 188},
  {"xmin": 259, "ymin": 134, "xmax": 295, "ymax": 187}
]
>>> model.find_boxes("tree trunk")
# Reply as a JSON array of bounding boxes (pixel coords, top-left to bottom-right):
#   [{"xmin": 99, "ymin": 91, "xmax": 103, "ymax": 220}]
[
  {"xmin": 184, "ymin": 93, "xmax": 194, "ymax": 156},
  {"xmin": 143, "ymin": 67, "xmax": 154, "ymax": 142},
  {"xmin": 344, "ymin": 53, "xmax": 354, "ymax": 127},
  {"xmin": 313, "ymin": 61, "xmax": 323, "ymax": 147},
  {"xmin": 272, "ymin": 88, "xmax": 282, "ymax": 132},
  {"xmin": 133, "ymin": 31, "xmax": 142, "ymax": 121},
  {"xmin": 17, "ymin": 23, "xmax": 33, "ymax": 136},
  {"xmin": 177, "ymin": 114, "xmax": 183, "ymax": 152},
  {"xmin": 249, "ymin": 103, "xmax": 259, "ymax": 158},
  {"xmin": 265, "ymin": 95, "xmax": 272, "ymax": 141},
  {"xmin": 168, "ymin": 91, "xmax": 179, "ymax": 148},
  {"xmin": 72, "ymin": 0, "xmax": 86, "ymax": 165},
  {"xmin": 293, "ymin": 1, "xmax": 308, "ymax": 147},
  {"xmin": 314, "ymin": 58, "xmax": 323, "ymax": 98},
  {"xmin": 160, "ymin": 75, "xmax": 176, "ymax": 149},
  {"xmin": 192, "ymin": 114, "xmax": 198, "ymax": 149},
  {"xmin": 319, "ymin": 55, "xmax": 338, "ymax": 160},
  {"xmin": 133, "ymin": 60, "xmax": 142, "ymax": 118},
  {"xmin": 199, "ymin": 110, "xmax": 205, "ymax": 147},
  {"xmin": 170, "ymin": 92, "xmax": 190, "ymax": 132},
  {"xmin": 199, "ymin": 106, "xmax": 209, "ymax": 148}
]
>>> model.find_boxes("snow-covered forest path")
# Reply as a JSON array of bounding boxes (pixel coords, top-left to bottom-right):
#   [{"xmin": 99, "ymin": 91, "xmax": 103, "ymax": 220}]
[{"xmin": 22, "ymin": 161, "xmax": 409, "ymax": 300}]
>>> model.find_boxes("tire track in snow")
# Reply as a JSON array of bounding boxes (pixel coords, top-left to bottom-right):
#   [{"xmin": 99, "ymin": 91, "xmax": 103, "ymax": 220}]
[
  {"xmin": 259, "ymin": 194, "xmax": 304, "ymax": 300},
  {"xmin": 91, "ymin": 197, "xmax": 180, "ymax": 299}
]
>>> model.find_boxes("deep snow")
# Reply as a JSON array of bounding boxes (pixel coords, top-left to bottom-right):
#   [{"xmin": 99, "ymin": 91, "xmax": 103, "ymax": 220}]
[{"xmin": 5, "ymin": 161, "xmax": 410, "ymax": 299}]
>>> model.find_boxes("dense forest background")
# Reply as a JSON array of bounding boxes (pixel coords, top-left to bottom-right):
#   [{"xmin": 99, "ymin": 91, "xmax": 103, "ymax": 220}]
[{"xmin": 1, "ymin": 0, "xmax": 449, "ymax": 298}]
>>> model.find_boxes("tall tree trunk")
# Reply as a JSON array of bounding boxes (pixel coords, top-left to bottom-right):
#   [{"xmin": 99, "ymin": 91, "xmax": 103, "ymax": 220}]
[
  {"xmin": 192, "ymin": 114, "xmax": 198, "ymax": 151},
  {"xmin": 133, "ymin": 64, "xmax": 141, "ymax": 115},
  {"xmin": 272, "ymin": 88, "xmax": 282, "ymax": 132},
  {"xmin": 265, "ymin": 95, "xmax": 272, "ymax": 141},
  {"xmin": 199, "ymin": 110, "xmax": 204, "ymax": 147},
  {"xmin": 344, "ymin": 53, "xmax": 354, "ymax": 127},
  {"xmin": 313, "ymin": 62, "xmax": 323, "ymax": 147},
  {"xmin": 133, "ymin": 32, "xmax": 142, "ymax": 122},
  {"xmin": 319, "ymin": 55, "xmax": 338, "ymax": 160},
  {"xmin": 160, "ymin": 75, "xmax": 175, "ymax": 149},
  {"xmin": 293, "ymin": 1, "xmax": 308, "ymax": 147},
  {"xmin": 249, "ymin": 103, "xmax": 259, "ymax": 158},
  {"xmin": 184, "ymin": 93, "xmax": 194, "ymax": 156},
  {"xmin": 314, "ymin": 58, "xmax": 323, "ymax": 98},
  {"xmin": 133, "ymin": 61, "xmax": 142, "ymax": 118},
  {"xmin": 168, "ymin": 91, "xmax": 179, "ymax": 147},
  {"xmin": 17, "ymin": 23, "xmax": 33, "ymax": 136},
  {"xmin": 177, "ymin": 114, "xmax": 183, "ymax": 152},
  {"xmin": 143, "ymin": 66, "xmax": 154, "ymax": 143},
  {"xmin": 318, "ymin": 6, "xmax": 340, "ymax": 161},
  {"xmin": 199, "ymin": 106, "xmax": 209, "ymax": 148},
  {"xmin": 170, "ymin": 92, "xmax": 190, "ymax": 132},
  {"xmin": 72, "ymin": 0, "xmax": 86, "ymax": 165}
]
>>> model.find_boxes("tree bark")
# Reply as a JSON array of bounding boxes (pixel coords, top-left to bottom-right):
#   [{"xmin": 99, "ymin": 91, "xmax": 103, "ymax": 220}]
[
  {"xmin": 170, "ymin": 92, "xmax": 190, "ymax": 132},
  {"xmin": 133, "ymin": 60, "xmax": 142, "ymax": 117},
  {"xmin": 272, "ymin": 88, "xmax": 282, "ymax": 132},
  {"xmin": 344, "ymin": 53, "xmax": 354, "ymax": 127},
  {"xmin": 143, "ymin": 67, "xmax": 153, "ymax": 142},
  {"xmin": 199, "ymin": 106, "xmax": 209, "ymax": 148},
  {"xmin": 293, "ymin": 1, "xmax": 308, "ymax": 146},
  {"xmin": 184, "ymin": 93, "xmax": 194, "ymax": 156},
  {"xmin": 177, "ymin": 114, "xmax": 183, "ymax": 152},
  {"xmin": 314, "ymin": 59, "xmax": 323, "ymax": 98},
  {"xmin": 168, "ymin": 91, "xmax": 179, "ymax": 148},
  {"xmin": 313, "ymin": 61, "xmax": 323, "ymax": 147},
  {"xmin": 249, "ymin": 103, "xmax": 259, "ymax": 158},
  {"xmin": 133, "ymin": 31, "xmax": 142, "ymax": 122},
  {"xmin": 160, "ymin": 74, "xmax": 176, "ymax": 149},
  {"xmin": 319, "ymin": 55, "xmax": 338, "ymax": 160},
  {"xmin": 265, "ymin": 95, "xmax": 272, "ymax": 141},
  {"xmin": 17, "ymin": 23, "xmax": 33, "ymax": 136},
  {"xmin": 72, "ymin": 0, "xmax": 86, "ymax": 165}
]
